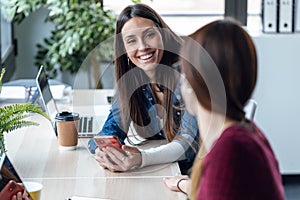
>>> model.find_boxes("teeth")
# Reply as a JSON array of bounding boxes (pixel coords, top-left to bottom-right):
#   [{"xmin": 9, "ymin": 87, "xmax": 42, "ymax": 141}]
[{"xmin": 140, "ymin": 53, "xmax": 153, "ymax": 60}]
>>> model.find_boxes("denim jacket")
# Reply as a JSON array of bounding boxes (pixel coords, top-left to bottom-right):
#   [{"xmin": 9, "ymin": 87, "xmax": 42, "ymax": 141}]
[{"xmin": 88, "ymin": 82, "xmax": 199, "ymax": 173}]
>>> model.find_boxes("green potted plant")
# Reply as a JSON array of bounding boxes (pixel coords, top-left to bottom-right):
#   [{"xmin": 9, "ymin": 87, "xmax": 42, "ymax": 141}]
[
  {"xmin": 34, "ymin": 0, "xmax": 116, "ymax": 79},
  {"xmin": 1, "ymin": 0, "xmax": 145, "ymax": 88},
  {"xmin": 1, "ymin": 0, "xmax": 116, "ymax": 87},
  {"xmin": 0, "ymin": 68, "xmax": 50, "ymax": 153}
]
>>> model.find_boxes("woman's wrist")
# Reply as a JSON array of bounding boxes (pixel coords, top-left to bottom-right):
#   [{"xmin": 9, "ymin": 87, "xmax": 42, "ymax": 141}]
[{"xmin": 132, "ymin": 151, "xmax": 142, "ymax": 169}]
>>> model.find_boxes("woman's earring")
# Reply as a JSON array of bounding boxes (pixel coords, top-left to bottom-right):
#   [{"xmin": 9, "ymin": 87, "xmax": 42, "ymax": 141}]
[
  {"xmin": 186, "ymin": 88, "xmax": 193, "ymax": 94},
  {"xmin": 127, "ymin": 57, "xmax": 131, "ymax": 66}
]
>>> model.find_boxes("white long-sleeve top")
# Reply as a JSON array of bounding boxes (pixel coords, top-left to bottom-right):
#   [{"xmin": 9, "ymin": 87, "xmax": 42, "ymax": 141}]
[{"xmin": 140, "ymin": 140, "xmax": 185, "ymax": 167}]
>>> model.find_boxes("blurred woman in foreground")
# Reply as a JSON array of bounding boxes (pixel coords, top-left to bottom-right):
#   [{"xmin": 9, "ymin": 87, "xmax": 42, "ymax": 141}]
[{"xmin": 164, "ymin": 18, "xmax": 285, "ymax": 200}]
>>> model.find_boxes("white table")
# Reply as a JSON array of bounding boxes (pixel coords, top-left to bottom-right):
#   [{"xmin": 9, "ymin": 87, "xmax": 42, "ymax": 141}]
[{"xmin": 4, "ymin": 90, "xmax": 185, "ymax": 200}]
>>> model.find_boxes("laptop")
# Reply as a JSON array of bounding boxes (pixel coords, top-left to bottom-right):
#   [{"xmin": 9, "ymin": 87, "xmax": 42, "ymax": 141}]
[
  {"xmin": 35, "ymin": 66, "xmax": 107, "ymax": 138},
  {"xmin": 0, "ymin": 151, "xmax": 32, "ymax": 199}
]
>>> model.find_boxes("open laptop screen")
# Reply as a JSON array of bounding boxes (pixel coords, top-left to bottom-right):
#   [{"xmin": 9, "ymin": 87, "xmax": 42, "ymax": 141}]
[
  {"xmin": 35, "ymin": 65, "xmax": 107, "ymax": 138},
  {"xmin": 35, "ymin": 65, "xmax": 59, "ymax": 121}
]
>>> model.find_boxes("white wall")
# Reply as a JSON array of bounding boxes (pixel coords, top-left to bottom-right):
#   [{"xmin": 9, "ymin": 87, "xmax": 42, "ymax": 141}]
[{"xmin": 252, "ymin": 34, "xmax": 300, "ymax": 174}]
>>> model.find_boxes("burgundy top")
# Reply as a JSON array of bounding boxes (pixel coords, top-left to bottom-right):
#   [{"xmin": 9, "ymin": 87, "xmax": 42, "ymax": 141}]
[{"xmin": 197, "ymin": 124, "xmax": 285, "ymax": 200}]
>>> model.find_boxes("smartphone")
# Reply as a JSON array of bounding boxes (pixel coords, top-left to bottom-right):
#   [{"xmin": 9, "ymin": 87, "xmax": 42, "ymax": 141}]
[
  {"xmin": 0, "ymin": 180, "xmax": 25, "ymax": 200},
  {"xmin": 94, "ymin": 136, "xmax": 122, "ymax": 150}
]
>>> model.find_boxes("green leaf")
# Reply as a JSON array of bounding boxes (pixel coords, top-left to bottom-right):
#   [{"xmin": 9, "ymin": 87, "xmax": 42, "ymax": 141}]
[
  {"xmin": 0, "ymin": 68, "xmax": 5, "ymax": 94},
  {"xmin": 131, "ymin": 0, "xmax": 141, "ymax": 3},
  {"xmin": 0, "ymin": 73, "xmax": 50, "ymax": 151}
]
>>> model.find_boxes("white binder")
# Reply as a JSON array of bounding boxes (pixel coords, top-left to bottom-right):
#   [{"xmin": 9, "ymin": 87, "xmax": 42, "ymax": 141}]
[
  {"xmin": 262, "ymin": 0, "xmax": 278, "ymax": 33},
  {"xmin": 278, "ymin": 0, "xmax": 294, "ymax": 33},
  {"xmin": 295, "ymin": 0, "xmax": 300, "ymax": 32}
]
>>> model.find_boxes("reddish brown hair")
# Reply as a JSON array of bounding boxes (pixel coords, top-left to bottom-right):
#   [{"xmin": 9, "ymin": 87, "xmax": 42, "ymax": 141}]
[
  {"xmin": 181, "ymin": 18, "xmax": 257, "ymax": 199},
  {"xmin": 180, "ymin": 18, "xmax": 257, "ymax": 121}
]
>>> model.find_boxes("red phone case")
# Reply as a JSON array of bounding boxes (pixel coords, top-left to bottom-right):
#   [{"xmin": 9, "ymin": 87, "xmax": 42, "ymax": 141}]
[
  {"xmin": 0, "ymin": 180, "xmax": 24, "ymax": 200},
  {"xmin": 94, "ymin": 136, "xmax": 122, "ymax": 150}
]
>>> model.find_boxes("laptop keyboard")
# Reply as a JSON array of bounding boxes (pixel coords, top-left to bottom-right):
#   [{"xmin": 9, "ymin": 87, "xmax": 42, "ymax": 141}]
[{"xmin": 79, "ymin": 116, "xmax": 94, "ymax": 133}]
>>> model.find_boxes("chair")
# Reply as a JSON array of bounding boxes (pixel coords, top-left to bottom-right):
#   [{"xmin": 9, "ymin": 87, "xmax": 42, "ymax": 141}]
[{"xmin": 243, "ymin": 99, "xmax": 257, "ymax": 120}]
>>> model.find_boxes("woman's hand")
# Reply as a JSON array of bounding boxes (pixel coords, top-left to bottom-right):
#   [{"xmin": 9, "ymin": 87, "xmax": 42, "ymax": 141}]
[
  {"xmin": 95, "ymin": 145, "xmax": 142, "ymax": 172},
  {"xmin": 163, "ymin": 174, "xmax": 189, "ymax": 194},
  {"xmin": 11, "ymin": 190, "xmax": 31, "ymax": 200}
]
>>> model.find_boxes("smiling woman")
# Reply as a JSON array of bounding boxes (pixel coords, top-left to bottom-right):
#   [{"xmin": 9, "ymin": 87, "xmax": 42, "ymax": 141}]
[
  {"xmin": 121, "ymin": 17, "xmax": 164, "ymax": 79},
  {"xmin": 88, "ymin": 3, "xmax": 199, "ymax": 175}
]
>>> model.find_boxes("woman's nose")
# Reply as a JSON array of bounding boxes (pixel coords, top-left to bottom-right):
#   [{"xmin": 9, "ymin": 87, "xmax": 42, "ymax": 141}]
[{"xmin": 137, "ymin": 39, "xmax": 148, "ymax": 50}]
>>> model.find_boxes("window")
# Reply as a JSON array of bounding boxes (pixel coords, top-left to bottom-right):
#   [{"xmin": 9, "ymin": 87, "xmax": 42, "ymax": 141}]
[
  {"xmin": 104, "ymin": 0, "xmax": 264, "ymax": 34},
  {"xmin": 1, "ymin": 12, "xmax": 15, "ymax": 82},
  {"xmin": 1, "ymin": 15, "xmax": 13, "ymax": 61},
  {"xmin": 247, "ymin": 0, "xmax": 262, "ymax": 31},
  {"xmin": 104, "ymin": 0, "xmax": 225, "ymax": 35}
]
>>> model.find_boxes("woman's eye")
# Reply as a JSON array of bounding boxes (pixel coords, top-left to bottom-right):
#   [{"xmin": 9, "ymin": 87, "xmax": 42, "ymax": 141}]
[
  {"xmin": 145, "ymin": 32, "xmax": 155, "ymax": 39},
  {"xmin": 126, "ymin": 39, "xmax": 136, "ymax": 44}
]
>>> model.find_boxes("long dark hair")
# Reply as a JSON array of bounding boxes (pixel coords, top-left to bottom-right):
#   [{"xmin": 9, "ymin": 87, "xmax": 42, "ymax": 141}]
[
  {"xmin": 180, "ymin": 18, "xmax": 258, "ymax": 199},
  {"xmin": 114, "ymin": 3, "xmax": 183, "ymax": 141}
]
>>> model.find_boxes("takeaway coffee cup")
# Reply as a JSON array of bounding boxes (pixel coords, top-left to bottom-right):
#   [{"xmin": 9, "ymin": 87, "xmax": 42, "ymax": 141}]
[
  {"xmin": 55, "ymin": 111, "xmax": 80, "ymax": 151},
  {"xmin": 24, "ymin": 181, "xmax": 43, "ymax": 200}
]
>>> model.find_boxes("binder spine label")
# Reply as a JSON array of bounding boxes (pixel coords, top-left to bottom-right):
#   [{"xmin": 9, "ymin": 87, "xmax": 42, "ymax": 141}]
[
  {"xmin": 262, "ymin": 0, "xmax": 278, "ymax": 33},
  {"xmin": 278, "ymin": 0, "xmax": 294, "ymax": 32}
]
